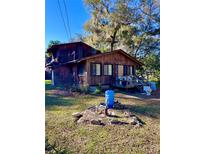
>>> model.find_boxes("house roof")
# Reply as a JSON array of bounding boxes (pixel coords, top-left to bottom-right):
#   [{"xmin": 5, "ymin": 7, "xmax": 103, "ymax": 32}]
[
  {"xmin": 79, "ymin": 49, "xmax": 143, "ymax": 66},
  {"xmin": 46, "ymin": 41, "xmax": 101, "ymax": 53}
]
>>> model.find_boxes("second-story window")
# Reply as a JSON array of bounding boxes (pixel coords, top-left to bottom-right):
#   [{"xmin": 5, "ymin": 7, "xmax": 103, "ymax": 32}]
[{"xmin": 104, "ymin": 64, "xmax": 112, "ymax": 75}]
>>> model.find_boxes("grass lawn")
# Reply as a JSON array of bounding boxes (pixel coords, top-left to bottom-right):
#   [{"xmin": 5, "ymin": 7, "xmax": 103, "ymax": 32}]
[{"xmin": 45, "ymin": 81, "xmax": 160, "ymax": 154}]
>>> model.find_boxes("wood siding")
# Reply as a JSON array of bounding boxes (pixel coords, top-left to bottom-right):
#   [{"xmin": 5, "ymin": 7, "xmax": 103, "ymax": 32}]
[
  {"xmin": 53, "ymin": 62, "xmax": 88, "ymax": 87},
  {"xmin": 86, "ymin": 52, "xmax": 141, "ymax": 86},
  {"xmin": 53, "ymin": 65, "xmax": 72, "ymax": 86},
  {"xmin": 50, "ymin": 42, "xmax": 100, "ymax": 64},
  {"xmin": 50, "ymin": 44, "xmax": 142, "ymax": 87}
]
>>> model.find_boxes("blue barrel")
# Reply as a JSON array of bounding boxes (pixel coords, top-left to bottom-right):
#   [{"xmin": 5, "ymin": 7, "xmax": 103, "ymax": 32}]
[
  {"xmin": 105, "ymin": 90, "xmax": 115, "ymax": 108},
  {"xmin": 149, "ymin": 82, "xmax": 157, "ymax": 91}
]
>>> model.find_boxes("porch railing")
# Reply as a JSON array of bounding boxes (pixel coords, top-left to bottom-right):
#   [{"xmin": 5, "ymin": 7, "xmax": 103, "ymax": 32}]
[{"xmin": 112, "ymin": 75, "xmax": 147, "ymax": 88}]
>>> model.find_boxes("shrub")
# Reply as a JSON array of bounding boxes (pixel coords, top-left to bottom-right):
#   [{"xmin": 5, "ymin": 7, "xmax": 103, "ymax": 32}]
[
  {"xmin": 93, "ymin": 84, "xmax": 102, "ymax": 94},
  {"xmin": 79, "ymin": 85, "xmax": 89, "ymax": 94}
]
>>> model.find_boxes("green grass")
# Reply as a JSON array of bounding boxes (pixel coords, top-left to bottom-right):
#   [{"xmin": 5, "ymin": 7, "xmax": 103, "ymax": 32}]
[
  {"xmin": 45, "ymin": 81, "xmax": 160, "ymax": 154},
  {"xmin": 45, "ymin": 80, "xmax": 52, "ymax": 84}
]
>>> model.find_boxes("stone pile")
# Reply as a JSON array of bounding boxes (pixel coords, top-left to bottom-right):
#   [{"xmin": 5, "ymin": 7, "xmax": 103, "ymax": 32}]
[{"xmin": 72, "ymin": 101, "xmax": 145, "ymax": 127}]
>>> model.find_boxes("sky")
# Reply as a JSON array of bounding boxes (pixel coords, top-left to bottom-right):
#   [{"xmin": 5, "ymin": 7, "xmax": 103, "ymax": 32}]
[{"xmin": 45, "ymin": 0, "xmax": 90, "ymax": 48}]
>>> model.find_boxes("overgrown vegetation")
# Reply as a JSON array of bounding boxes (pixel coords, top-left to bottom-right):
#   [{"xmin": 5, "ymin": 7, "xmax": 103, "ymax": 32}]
[{"xmin": 45, "ymin": 81, "xmax": 160, "ymax": 153}]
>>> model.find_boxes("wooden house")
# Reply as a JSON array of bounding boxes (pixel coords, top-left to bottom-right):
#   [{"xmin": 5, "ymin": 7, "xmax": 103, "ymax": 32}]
[{"xmin": 46, "ymin": 42, "xmax": 143, "ymax": 88}]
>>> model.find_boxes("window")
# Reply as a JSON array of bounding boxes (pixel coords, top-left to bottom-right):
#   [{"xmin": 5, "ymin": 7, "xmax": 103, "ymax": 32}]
[
  {"xmin": 78, "ymin": 64, "xmax": 84, "ymax": 76},
  {"xmin": 118, "ymin": 65, "xmax": 124, "ymax": 76},
  {"xmin": 104, "ymin": 64, "xmax": 112, "ymax": 75},
  {"xmin": 127, "ymin": 66, "xmax": 133, "ymax": 75},
  {"xmin": 91, "ymin": 63, "xmax": 101, "ymax": 76}
]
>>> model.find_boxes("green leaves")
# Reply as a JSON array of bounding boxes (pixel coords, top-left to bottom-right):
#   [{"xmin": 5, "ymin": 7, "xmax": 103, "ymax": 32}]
[
  {"xmin": 84, "ymin": 0, "xmax": 159, "ymax": 54},
  {"xmin": 142, "ymin": 53, "xmax": 160, "ymax": 80},
  {"xmin": 48, "ymin": 40, "xmax": 61, "ymax": 48}
]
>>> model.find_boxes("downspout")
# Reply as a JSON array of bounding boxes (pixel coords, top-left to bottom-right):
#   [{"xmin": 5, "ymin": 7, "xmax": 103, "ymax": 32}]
[{"xmin": 52, "ymin": 70, "xmax": 54, "ymax": 86}]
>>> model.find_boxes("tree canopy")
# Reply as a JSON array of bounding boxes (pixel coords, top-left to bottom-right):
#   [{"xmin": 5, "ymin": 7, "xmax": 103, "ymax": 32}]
[{"xmin": 47, "ymin": 40, "xmax": 61, "ymax": 49}]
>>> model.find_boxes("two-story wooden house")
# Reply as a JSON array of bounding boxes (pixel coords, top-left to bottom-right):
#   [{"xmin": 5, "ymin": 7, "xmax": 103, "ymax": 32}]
[{"xmin": 46, "ymin": 42, "xmax": 143, "ymax": 88}]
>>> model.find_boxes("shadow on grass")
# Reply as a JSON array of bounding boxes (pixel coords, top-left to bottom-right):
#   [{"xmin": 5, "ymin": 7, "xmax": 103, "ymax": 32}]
[
  {"xmin": 116, "ymin": 90, "xmax": 160, "ymax": 100},
  {"xmin": 125, "ymin": 103, "xmax": 160, "ymax": 119},
  {"xmin": 45, "ymin": 83, "xmax": 65, "ymax": 91},
  {"xmin": 45, "ymin": 93, "xmax": 75, "ymax": 107}
]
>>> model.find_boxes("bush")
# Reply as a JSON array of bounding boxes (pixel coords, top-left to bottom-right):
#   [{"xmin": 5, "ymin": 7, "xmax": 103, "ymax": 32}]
[
  {"xmin": 93, "ymin": 84, "xmax": 102, "ymax": 94},
  {"xmin": 93, "ymin": 87, "xmax": 101, "ymax": 94},
  {"xmin": 45, "ymin": 80, "xmax": 52, "ymax": 85},
  {"xmin": 79, "ymin": 85, "xmax": 89, "ymax": 94}
]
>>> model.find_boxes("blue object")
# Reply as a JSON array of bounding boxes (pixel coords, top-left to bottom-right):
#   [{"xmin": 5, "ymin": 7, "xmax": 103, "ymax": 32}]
[
  {"xmin": 149, "ymin": 82, "xmax": 157, "ymax": 91},
  {"xmin": 105, "ymin": 90, "xmax": 115, "ymax": 108}
]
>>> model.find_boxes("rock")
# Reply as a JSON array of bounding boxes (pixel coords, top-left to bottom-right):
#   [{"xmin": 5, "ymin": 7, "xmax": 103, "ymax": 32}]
[
  {"xmin": 74, "ymin": 102, "xmax": 145, "ymax": 127},
  {"xmin": 108, "ymin": 109, "xmax": 114, "ymax": 115},
  {"xmin": 77, "ymin": 110, "xmax": 98, "ymax": 124},
  {"xmin": 83, "ymin": 110, "xmax": 96, "ymax": 118},
  {"xmin": 124, "ymin": 111, "xmax": 135, "ymax": 117},
  {"xmin": 90, "ymin": 119, "xmax": 103, "ymax": 125},
  {"xmin": 128, "ymin": 116, "xmax": 145, "ymax": 126},
  {"xmin": 107, "ymin": 109, "xmax": 118, "ymax": 117},
  {"xmin": 135, "ymin": 116, "xmax": 146, "ymax": 125},
  {"xmin": 97, "ymin": 105, "xmax": 106, "ymax": 114},
  {"xmin": 99, "ymin": 114, "xmax": 106, "ymax": 118},
  {"xmin": 124, "ymin": 111, "xmax": 131, "ymax": 117},
  {"xmin": 98, "ymin": 104, "xmax": 106, "ymax": 109},
  {"xmin": 77, "ymin": 118, "xmax": 90, "ymax": 124},
  {"xmin": 87, "ymin": 106, "xmax": 97, "ymax": 112},
  {"xmin": 109, "ymin": 119, "xmax": 129, "ymax": 125},
  {"xmin": 109, "ymin": 119, "xmax": 119, "ymax": 124},
  {"xmin": 128, "ymin": 117, "xmax": 140, "ymax": 125},
  {"xmin": 72, "ymin": 112, "xmax": 83, "ymax": 122},
  {"xmin": 72, "ymin": 112, "xmax": 83, "ymax": 118}
]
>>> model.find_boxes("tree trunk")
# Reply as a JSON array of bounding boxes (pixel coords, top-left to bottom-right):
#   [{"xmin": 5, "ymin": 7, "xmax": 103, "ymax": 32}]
[
  {"xmin": 135, "ymin": 39, "xmax": 142, "ymax": 57},
  {"xmin": 110, "ymin": 31, "xmax": 117, "ymax": 52},
  {"xmin": 110, "ymin": 41, "xmax": 114, "ymax": 52},
  {"xmin": 110, "ymin": 26, "xmax": 120, "ymax": 52}
]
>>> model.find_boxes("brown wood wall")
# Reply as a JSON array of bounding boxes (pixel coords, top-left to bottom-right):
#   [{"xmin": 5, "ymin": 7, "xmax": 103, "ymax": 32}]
[
  {"xmin": 85, "ymin": 52, "xmax": 141, "ymax": 86},
  {"xmin": 53, "ymin": 52, "xmax": 141, "ymax": 87},
  {"xmin": 53, "ymin": 63, "xmax": 87, "ymax": 87},
  {"xmin": 53, "ymin": 65, "xmax": 73, "ymax": 86}
]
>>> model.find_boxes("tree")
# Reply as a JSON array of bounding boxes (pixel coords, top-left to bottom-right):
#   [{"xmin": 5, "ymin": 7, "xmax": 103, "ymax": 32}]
[
  {"xmin": 84, "ymin": 0, "xmax": 139, "ymax": 52},
  {"xmin": 70, "ymin": 33, "xmax": 85, "ymax": 42},
  {"xmin": 84, "ymin": 0, "xmax": 159, "ymax": 55},
  {"xmin": 141, "ymin": 53, "xmax": 160, "ymax": 81},
  {"xmin": 46, "ymin": 40, "xmax": 61, "ymax": 60},
  {"xmin": 47, "ymin": 40, "xmax": 61, "ymax": 49},
  {"xmin": 133, "ymin": 0, "xmax": 160, "ymax": 58}
]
